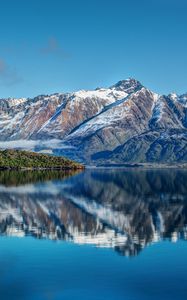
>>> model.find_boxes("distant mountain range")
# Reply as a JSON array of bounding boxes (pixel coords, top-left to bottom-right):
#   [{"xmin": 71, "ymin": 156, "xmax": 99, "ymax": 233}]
[{"xmin": 0, "ymin": 78, "xmax": 187, "ymax": 164}]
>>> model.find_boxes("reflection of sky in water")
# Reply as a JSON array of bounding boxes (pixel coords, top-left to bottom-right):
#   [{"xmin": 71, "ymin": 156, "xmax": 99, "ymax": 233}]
[{"xmin": 0, "ymin": 237, "xmax": 187, "ymax": 300}]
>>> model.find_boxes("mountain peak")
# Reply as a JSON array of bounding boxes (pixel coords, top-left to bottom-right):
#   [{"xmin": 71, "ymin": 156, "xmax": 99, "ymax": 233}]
[
  {"xmin": 110, "ymin": 78, "xmax": 143, "ymax": 93},
  {"xmin": 168, "ymin": 92, "xmax": 178, "ymax": 101}
]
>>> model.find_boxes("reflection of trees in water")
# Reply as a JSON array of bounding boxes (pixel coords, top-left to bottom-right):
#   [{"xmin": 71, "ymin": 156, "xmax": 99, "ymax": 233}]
[
  {"xmin": 0, "ymin": 170, "xmax": 81, "ymax": 186},
  {"xmin": 0, "ymin": 169, "xmax": 187, "ymax": 256}
]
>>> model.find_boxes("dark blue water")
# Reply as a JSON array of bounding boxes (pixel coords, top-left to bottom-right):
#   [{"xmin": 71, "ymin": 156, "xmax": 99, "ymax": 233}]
[{"xmin": 0, "ymin": 169, "xmax": 187, "ymax": 299}]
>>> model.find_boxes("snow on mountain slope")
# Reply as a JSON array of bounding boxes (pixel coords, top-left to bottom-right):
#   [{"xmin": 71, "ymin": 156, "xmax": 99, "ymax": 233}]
[
  {"xmin": 35, "ymin": 85, "xmax": 131, "ymax": 138},
  {"xmin": 63, "ymin": 88, "xmax": 159, "ymax": 152},
  {"xmin": 3, "ymin": 98, "xmax": 27, "ymax": 107},
  {"xmin": 0, "ymin": 94, "xmax": 66, "ymax": 140},
  {"xmin": 0, "ymin": 78, "xmax": 186, "ymax": 164},
  {"xmin": 64, "ymin": 92, "xmax": 131, "ymax": 138},
  {"xmin": 0, "ymin": 81, "xmax": 133, "ymax": 141}
]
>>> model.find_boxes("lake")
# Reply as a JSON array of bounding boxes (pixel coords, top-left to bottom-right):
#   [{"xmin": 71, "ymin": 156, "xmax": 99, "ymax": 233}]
[{"xmin": 0, "ymin": 168, "xmax": 187, "ymax": 299}]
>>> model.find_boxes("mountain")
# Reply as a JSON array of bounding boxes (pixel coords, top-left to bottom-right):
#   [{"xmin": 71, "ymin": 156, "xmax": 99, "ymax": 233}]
[{"xmin": 0, "ymin": 78, "xmax": 187, "ymax": 164}]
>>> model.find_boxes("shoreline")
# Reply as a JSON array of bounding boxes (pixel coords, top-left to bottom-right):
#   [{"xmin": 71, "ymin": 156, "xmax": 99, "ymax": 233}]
[
  {"xmin": 86, "ymin": 163, "xmax": 187, "ymax": 169},
  {"xmin": 1, "ymin": 165, "xmax": 187, "ymax": 171},
  {"xmin": 0, "ymin": 166, "xmax": 85, "ymax": 171}
]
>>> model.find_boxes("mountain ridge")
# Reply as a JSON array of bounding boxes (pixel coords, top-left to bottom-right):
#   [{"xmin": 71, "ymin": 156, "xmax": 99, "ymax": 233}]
[{"xmin": 0, "ymin": 78, "xmax": 186, "ymax": 164}]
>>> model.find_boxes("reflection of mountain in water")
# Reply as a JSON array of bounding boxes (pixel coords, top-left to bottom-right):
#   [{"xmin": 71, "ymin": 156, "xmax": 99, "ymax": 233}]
[{"xmin": 0, "ymin": 169, "xmax": 187, "ymax": 256}]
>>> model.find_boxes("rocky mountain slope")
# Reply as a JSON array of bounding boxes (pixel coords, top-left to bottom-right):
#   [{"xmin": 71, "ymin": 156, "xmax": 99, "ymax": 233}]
[{"xmin": 0, "ymin": 78, "xmax": 186, "ymax": 164}]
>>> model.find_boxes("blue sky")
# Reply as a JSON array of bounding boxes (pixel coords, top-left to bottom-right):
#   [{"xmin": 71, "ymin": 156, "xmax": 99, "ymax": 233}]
[{"xmin": 0, "ymin": 0, "xmax": 187, "ymax": 98}]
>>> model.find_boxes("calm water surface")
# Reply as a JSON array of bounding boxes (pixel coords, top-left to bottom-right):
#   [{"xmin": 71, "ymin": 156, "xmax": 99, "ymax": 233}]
[{"xmin": 0, "ymin": 168, "xmax": 187, "ymax": 299}]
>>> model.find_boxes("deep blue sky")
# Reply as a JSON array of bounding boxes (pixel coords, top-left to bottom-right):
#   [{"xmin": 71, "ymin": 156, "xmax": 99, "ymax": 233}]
[{"xmin": 0, "ymin": 0, "xmax": 186, "ymax": 98}]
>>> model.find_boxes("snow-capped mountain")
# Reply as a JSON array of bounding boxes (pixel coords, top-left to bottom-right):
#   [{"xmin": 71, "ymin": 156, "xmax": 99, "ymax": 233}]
[{"xmin": 0, "ymin": 78, "xmax": 187, "ymax": 164}]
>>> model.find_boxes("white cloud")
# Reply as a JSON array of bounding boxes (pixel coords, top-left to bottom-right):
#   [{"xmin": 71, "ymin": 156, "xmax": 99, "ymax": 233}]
[{"xmin": 0, "ymin": 139, "xmax": 75, "ymax": 151}]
